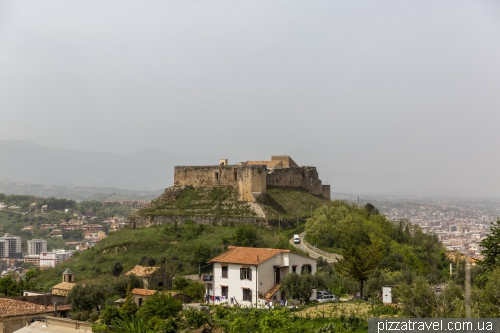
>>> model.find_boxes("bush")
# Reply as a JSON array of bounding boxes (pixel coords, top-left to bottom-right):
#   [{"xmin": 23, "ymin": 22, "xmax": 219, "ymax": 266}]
[{"xmin": 183, "ymin": 308, "xmax": 209, "ymax": 328}]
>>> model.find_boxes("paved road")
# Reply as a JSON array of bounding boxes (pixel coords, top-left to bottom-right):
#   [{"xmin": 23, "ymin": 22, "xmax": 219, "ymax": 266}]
[{"xmin": 290, "ymin": 232, "xmax": 341, "ymax": 264}]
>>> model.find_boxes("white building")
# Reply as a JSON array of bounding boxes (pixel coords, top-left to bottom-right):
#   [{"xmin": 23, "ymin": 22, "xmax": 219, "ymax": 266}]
[
  {"xmin": 0, "ymin": 234, "xmax": 22, "ymax": 258},
  {"xmin": 208, "ymin": 246, "xmax": 317, "ymax": 307},
  {"xmin": 0, "ymin": 239, "xmax": 9, "ymax": 258},
  {"xmin": 27, "ymin": 239, "xmax": 48, "ymax": 255},
  {"xmin": 39, "ymin": 250, "xmax": 75, "ymax": 268}
]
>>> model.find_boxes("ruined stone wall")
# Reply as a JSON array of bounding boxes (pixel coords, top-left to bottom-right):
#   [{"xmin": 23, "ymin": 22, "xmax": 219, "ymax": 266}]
[
  {"xmin": 321, "ymin": 185, "xmax": 331, "ymax": 200},
  {"xmin": 271, "ymin": 155, "xmax": 298, "ymax": 168},
  {"xmin": 174, "ymin": 166, "xmax": 239, "ymax": 188},
  {"xmin": 266, "ymin": 167, "xmax": 324, "ymax": 196},
  {"xmin": 238, "ymin": 165, "xmax": 267, "ymax": 202}
]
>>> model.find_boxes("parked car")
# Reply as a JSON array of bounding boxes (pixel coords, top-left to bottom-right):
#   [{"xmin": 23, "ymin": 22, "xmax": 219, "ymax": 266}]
[
  {"xmin": 293, "ymin": 234, "xmax": 300, "ymax": 244},
  {"xmin": 317, "ymin": 290, "xmax": 332, "ymax": 298},
  {"xmin": 318, "ymin": 295, "xmax": 339, "ymax": 303}
]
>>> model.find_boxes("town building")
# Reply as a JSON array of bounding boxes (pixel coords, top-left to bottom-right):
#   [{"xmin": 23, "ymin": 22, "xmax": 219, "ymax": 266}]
[
  {"xmin": 124, "ymin": 265, "xmax": 168, "ymax": 289},
  {"xmin": 51, "ymin": 268, "xmax": 76, "ymax": 303},
  {"xmin": 174, "ymin": 155, "xmax": 331, "ymax": 202},
  {"xmin": 39, "ymin": 250, "xmax": 75, "ymax": 268},
  {"xmin": 0, "ymin": 234, "xmax": 22, "ymax": 259},
  {"xmin": 0, "ymin": 298, "xmax": 55, "ymax": 333},
  {"xmin": 27, "ymin": 239, "xmax": 47, "ymax": 255},
  {"xmin": 208, "ymin": 246, "xmax": 317, "ymax": 307}
]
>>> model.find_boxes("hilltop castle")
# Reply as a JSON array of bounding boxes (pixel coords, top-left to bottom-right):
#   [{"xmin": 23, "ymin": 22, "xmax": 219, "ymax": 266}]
[{"xmin": 174, "ymin": 155, "xmax": 330, "ymax": 202}]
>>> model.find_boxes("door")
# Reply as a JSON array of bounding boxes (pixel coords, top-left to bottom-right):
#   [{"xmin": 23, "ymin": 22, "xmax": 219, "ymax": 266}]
[
  {"xmin": 275, "ymin": 267, "xmax": 281, "ymax": 284},
  {"xmin": 383, "ymin": 287, "xmax": 392, "ymax": 304}
]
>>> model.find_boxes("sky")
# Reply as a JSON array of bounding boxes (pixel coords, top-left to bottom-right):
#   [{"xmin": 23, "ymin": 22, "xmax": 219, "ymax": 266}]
[{"xmin": 1, "ymin": 1, "xmax": 500, "ymax": 198}]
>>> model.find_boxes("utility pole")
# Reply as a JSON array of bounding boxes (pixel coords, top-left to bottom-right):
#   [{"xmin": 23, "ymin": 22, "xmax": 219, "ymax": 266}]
[
  {"xmin": 357, "ymin": 196, "xmax": 360, "ymax": 207},
  {"xmin": 465, "ymin": 256, "xmax": 471, "ymax": 318}
]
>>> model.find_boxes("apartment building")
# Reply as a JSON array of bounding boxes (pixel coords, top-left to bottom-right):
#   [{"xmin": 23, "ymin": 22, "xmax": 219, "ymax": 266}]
[{"xmin": 27, "ymin": 239, "xmax": 47, "ymax": 255}]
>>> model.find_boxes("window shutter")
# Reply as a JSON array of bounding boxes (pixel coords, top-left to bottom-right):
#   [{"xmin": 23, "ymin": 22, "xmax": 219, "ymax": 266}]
[
  {"xmin": 249, "ymin": 289, "xmax": 252, "ymax": 301},
  {"xmin": 249, "ymin": 268, "xmax": 252, "ymax": 281},
  {"xmin": 240, "ymin": 268, "xmax": 243, "ymax": 280}
]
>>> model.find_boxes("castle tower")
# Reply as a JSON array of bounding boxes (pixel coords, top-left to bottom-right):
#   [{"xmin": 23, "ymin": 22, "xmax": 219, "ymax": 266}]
[{"xmin": 62, "ymin": 268, "xmax": 74, "ymax": 283}]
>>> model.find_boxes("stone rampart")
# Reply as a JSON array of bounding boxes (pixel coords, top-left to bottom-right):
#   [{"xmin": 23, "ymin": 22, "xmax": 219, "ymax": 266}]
[
  {"xmin": 321, "ymin": 185, "xmax": 331, "ymax": 200},
  {"xmin": 174, "ymin": 166, "xmax": 239, "ymax": 188},
  {"xmin": 266, "ymin": 167, "xmax": 324, "ymax": 196}
]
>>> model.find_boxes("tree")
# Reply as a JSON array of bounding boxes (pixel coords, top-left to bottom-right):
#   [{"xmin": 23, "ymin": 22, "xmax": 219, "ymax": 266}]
[
  {"xmin": 100, "ymin": 305, "xmax": 122, "ymax": 325},
  {"xmin": 234, "ymin": 225, "xmax": 259, "ymax": 247},
  {"xmin": 395, "ymin": 277, "xmax": 464, "ymax": 318},
  {"xmin": 120, "ymin": 284, "xmax": 138, "ymax": 318},
  {"xmin": 480, "ymin": 219, "xmax": 500, "ymax": 269},
  {"xmin": 0, "ymin": 276, "xmax": 20, "ymax": 296},
  {"xmin": 335, "ymin": 242, "xmax": 385, "ymax": 298},
  {"xmin": 139, "ymin": 292, "xmax": 182, "ymax": 321},
  {"xmin": 111, "ymin": 261, "xmax": 123, "ymax": 277},
  {"xmin": 66, "ymin": 283, "xmax": 106, "ymax": 312},
  {"xmin": 278, "ymin": 273, "xmax": 324, "ymax": 303}
]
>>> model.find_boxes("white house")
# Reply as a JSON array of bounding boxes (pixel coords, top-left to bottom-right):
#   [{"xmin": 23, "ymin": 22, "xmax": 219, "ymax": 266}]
[{"xmin": 208, "ymin": 246, "xmax": 317, "ymax": 307}]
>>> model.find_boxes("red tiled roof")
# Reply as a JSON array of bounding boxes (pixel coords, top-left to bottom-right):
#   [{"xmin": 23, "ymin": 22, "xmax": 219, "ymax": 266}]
[
  {"xmin": 209, "ymin": 246, "xmax": 289, "ymax": 265},
  {"xmin": 0, "ymin": 299, "xmax": 53, "ymax": 317}
]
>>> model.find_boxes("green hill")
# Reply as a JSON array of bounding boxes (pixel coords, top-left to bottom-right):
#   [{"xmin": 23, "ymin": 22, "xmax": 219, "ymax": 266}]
[
  {"xmin": 132, "ymin": 185, "xmax": 329, "ymax": 220},
  {"xmin": 36, "ymin": 185, "xmax": 325, "ymax": 289},
  {"xmin": 36, "ymin": 222, "xmax": 306, "ymax": 291}
]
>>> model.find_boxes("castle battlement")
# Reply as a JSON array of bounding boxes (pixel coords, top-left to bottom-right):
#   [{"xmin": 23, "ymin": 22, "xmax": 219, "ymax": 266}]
[{"xmin": 174, "ymin": 155, "xmax": 330, "ymax": 202}]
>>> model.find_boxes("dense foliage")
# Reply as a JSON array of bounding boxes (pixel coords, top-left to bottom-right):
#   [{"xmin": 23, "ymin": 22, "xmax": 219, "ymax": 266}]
[{"xmin": 306, "ymin": 201, "xmax": 449, "ymax": 297}]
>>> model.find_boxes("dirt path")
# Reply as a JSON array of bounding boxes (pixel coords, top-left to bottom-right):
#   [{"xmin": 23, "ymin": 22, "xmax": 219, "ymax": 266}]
[{"xmin": 290, "ymin": 232, "xmax": 341, "ymax": 263}]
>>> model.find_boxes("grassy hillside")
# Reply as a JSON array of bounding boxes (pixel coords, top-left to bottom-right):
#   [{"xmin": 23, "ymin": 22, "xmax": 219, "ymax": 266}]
[
  {"xmin": 135, "ymin": 185, "xmax": 329, "ymax": 220},
  {"xmin": 263, "ymin": 186, "xmax": 330, "ymax": 219},
  {"xmin": 137, "ymin": 186, "xmax": 257, "ymax": 218},
  {"xmin": 36, "ymin": 222, "xmax": 307, "ymax": 291}
]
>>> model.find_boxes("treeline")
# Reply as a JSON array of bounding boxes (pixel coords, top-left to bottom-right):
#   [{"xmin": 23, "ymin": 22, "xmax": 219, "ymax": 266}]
[
  {"xmin": 306, "ymin": 201, "xmax": 449, "ymax": 297},
  {"xmin": 0, "ymin": 193, "xmax": 133, "ymax": 218}
]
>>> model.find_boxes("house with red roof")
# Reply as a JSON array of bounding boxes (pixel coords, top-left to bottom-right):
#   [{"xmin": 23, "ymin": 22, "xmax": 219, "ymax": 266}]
[{"xmin": 208, "ymin": 246, "xmax": 317, "ymax": 307}]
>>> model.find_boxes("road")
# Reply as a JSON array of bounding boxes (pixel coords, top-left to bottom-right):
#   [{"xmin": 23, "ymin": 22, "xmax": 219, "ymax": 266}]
[{"xmin": 290, "ymin": 232, "xmax": 341, "ymax": 264}]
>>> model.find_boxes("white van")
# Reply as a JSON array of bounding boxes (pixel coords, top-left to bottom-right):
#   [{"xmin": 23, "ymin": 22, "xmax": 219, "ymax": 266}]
[{"xmin": 293, "ymin": 234, "xmax": 300, "ymax": 244}]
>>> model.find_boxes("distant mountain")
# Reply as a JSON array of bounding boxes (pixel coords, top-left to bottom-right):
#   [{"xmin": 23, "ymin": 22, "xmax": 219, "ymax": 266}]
[
  {"xmin": 0, "ymin": 179, "xmax": 164, "ymax": 200},
  {"xmin": 0, "ymin": 140, "xmax": 237, "ymax": 191}
]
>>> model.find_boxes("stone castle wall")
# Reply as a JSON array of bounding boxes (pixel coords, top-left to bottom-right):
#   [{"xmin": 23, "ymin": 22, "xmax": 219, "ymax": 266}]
[
  {"xmin": 173, "ymin": 156, "xmax": 331, "ymax": 201},
  {"xmin": 174, "ymin": 166, "xmax": 239, "ymax": 188},
  {"xmin": 174, "ymin": 165, "xmax": 267, "ymax": 202},
  {"xmin": 266, "ymin": 167, "xmax": 324, "ymax": 196}
]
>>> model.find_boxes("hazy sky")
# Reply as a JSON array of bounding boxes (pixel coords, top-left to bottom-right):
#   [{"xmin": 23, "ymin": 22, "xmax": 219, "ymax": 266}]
[{"xmin": 1, "ymin": 1, "xmax": 500, "ymax": 198}]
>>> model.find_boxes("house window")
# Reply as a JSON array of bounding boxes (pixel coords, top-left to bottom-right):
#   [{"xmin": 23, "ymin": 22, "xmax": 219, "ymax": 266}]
[
  {"xmin": 243, "ymin": 288, "xmax": 252, "ymax": 301},
  {"xmin": 215, "ymin": 172, "xmax": 219, "ymax": 180},
  {"xmin": 222, "ymin": 265, "xmax": 228, "ymax": 278},
  {"xmin": 292, "ymin": 266, "xmax": 297, "ymax": 273},
  {"xmin": 233, "ymin": 169, "xmax": 238, "ymax": 181},
  {"xmin": 240, "ymin": 267, "xmax": 252, "ymax": 280},
  {"xmin": 221, "ymin": 286, "xmax": 228, "ymax": 298},
  {"xmin": 301, "ymin": 265, "xmax": 312, "ymax": 274}
]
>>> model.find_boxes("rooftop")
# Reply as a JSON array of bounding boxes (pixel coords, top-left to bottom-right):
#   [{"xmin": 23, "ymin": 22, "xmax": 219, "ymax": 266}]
[
  {"xmin": 209, "ymin": 246, "xmax": 290, "ymax": 265},
  {"xmin": 0, "ymin": 298, "xmax": 52, "ymax": 317},
  {"xmin": 131, "ymin": 288, "xmax": 157, "ymax": 296},
  {"xmin": 125, "ymin": 265, "xmax": 160, "ymax": 278}
]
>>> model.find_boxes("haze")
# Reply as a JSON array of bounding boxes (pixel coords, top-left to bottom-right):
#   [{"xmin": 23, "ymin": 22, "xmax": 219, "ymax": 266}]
[{"xmin": 1, "ymin": 1, "xmax": 500, "ymax": 198}]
